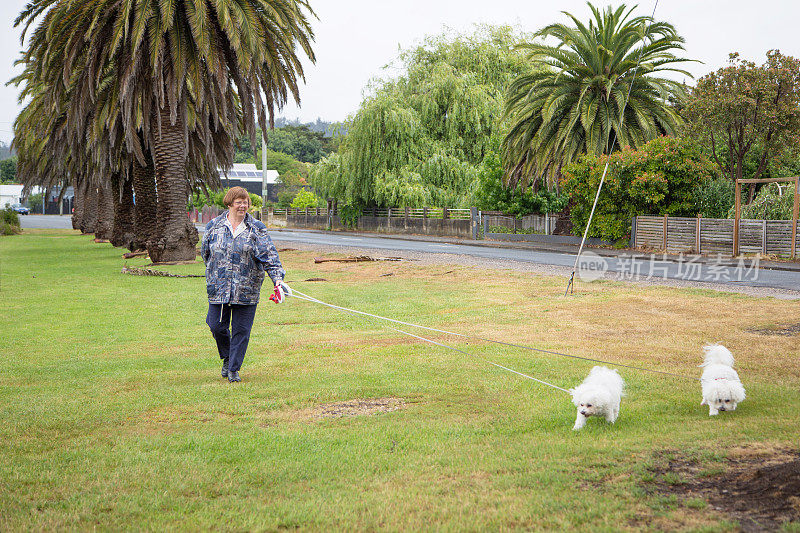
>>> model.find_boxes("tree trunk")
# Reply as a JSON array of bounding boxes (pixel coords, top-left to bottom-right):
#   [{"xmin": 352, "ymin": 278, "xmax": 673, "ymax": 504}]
[
  {"xmin": 147, "ymin": 106, "xmax": 198, "ymax": 263},
  {"xmin": 80, "ymin": 181, "xmax": 98, "ymax": 234},
  {"xmin": 110, "ymin": 174, "xmax": 136, "ymax": 250},
  {"xmin": 72, "ymin": 177, "xmax": 84, "ymax": 230},
  {"xmin": 95, "ymin": 180, "xmax": 115, "ymax": 240},
  {"xmin": 132, "ymin": 153, "xmax": 158, "ymax": 252}
]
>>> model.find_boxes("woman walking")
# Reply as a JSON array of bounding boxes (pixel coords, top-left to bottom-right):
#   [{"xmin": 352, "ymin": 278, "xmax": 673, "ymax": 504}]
[{"xmin": 201, "ymin": 187, "xmax": 288, "ymax": 382}]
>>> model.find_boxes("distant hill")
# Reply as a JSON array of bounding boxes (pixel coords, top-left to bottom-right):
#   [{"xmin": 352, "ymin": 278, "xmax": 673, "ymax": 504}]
[{"xmin": 0, "ymin": 141, "xmax": 14, "ymax": 160}]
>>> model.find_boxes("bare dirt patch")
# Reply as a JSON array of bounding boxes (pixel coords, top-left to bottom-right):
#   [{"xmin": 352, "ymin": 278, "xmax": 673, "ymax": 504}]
[
  {"xmin": 645, "ymin": 446, "xmax": 800, "ymax": 532},
  {"xmin": 747, "ymin": 322, "xmax": 800, "ymax": 336},
  {"xmin": 315, "ymin": 397, "xmax": 406, "ymax": 419}
]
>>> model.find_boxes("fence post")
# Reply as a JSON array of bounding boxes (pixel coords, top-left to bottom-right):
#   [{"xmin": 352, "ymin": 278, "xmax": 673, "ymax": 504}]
[
  {"xmin": 404, "ymin": 206, "xmax": 409, "ymax": 230},
  {"xmin": 442, "ymin": 207, "xmax": 449, "ymax": 220},
  {"xmin": 471, "ymin": 207, "xmax": 478, "ymax": 240},
  {"xmin": 268, "ymin": 206, "xmax": 274, "ymax": 226},
  {"xmin": 387, "ymin": 207, "xmax": 392, "ymax": 230},
  {"xmin": 662, "ymin": 214, "xmax": 668, "ymax": 251},
  {"xmin": 793, "ymin": 177, "xmax": 799, "ymax": 259},
  {"xmin": 762, "ymin": 219, "xmax": 767, "ymax": 256},
  {"xmin": 734, "ymin": 180, "xmax": 741, "ymax": 256},
  {"xmin": 631, "ymin": 216, "xmax": 637, "ymax": 249},
  {"xmin": 326, "ymin": 198, "xmax": 333, "ymax": 230},
  {"xmin": 696, "ymin": 215, "xmax": 701, "ymax": 254}
]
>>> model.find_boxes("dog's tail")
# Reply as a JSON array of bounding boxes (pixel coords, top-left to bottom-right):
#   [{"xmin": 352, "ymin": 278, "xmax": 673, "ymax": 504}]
[{"xmin": 701, "ymin": 344, "xmax": 735, "ymax": 367}]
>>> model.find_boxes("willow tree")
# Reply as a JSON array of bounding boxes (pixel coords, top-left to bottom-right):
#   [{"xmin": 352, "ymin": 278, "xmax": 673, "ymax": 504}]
[
  {"xmin": 502, "ymin": 3, "xmax": 694, "ymax": 189},
  {"xmin": 312, "ymin": 25, "xmax": 534, "ymax": 209}
]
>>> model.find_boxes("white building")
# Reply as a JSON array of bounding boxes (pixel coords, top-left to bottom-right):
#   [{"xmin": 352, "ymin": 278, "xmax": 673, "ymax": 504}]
[
  {"xmin": 0, "ymin": 184, "xmax": 25, "ymax": 208},
  {"xmin": 217, "ymin": 163, "xmax": 280, "ymax": 200}
]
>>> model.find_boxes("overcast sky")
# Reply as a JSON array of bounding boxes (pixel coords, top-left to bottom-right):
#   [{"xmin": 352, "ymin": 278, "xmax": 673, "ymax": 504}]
[{"xmin": 2, "ymin": 0, "xmax": 800, "ymax": 144}]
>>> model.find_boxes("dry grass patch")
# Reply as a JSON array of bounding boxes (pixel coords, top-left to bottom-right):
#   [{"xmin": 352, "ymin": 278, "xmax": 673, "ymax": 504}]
[{"xmin": 315, "ymin": 397, "xmax": 406, "ymax": 418}]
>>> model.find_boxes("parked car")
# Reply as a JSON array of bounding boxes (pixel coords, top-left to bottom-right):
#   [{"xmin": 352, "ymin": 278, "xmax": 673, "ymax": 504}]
[{"xmin": 11, "ymin": 203, "xmax": 30, "ymax": 215}]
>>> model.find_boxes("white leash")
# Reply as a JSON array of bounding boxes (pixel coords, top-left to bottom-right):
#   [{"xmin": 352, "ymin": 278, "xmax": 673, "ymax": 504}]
[
  {"xmin": 288, "ymin": 288, "xmax": 698, "ymax": 382},
  {"xmin": 289, "ymin": 290, "xmax": 571, "ymax": 393}
]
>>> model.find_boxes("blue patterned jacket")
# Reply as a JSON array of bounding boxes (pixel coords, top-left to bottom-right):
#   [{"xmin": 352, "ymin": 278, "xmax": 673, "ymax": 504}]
[{"xmin": 201, "ymin": 212, "xmax": 285, "ymax": 305}]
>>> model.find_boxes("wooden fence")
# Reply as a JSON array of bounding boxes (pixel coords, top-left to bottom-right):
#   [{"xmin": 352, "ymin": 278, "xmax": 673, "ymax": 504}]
[
  {"xmin": 482, "ymin": 213, "xmax": 559, "ymax": 235},
  {"xmin": 279, "ymin": 206, "xmax": 476, "ymax": 238},
  {"xmin": 633, "ymin": 215, "xmax": 797, "ymax": 258}
]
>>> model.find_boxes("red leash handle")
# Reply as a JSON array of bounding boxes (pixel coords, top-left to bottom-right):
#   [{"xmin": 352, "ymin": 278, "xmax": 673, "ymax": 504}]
[{"xmin": 269, "ymin": 285, "xmax": 284, "ymax": 304}]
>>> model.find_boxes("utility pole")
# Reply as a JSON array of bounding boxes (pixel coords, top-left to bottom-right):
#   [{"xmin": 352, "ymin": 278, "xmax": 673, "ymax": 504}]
[{"xmin": 261, "ymin": 131, "xmax": 268, "ymax": 217}]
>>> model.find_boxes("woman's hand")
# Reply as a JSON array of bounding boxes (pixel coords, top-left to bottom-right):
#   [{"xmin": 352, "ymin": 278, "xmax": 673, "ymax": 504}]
[{"xmin": 269, "ymin": 281, "xmax": 291, "ymax": 304}]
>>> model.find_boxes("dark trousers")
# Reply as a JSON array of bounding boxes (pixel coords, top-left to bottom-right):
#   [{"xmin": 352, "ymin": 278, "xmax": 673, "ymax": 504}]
[{"xmin": 206, "ymin": 303, "xmax": 258, "ymax": 373}]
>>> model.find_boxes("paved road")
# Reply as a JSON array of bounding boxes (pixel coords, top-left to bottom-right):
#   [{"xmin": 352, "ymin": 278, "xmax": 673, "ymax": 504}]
[
  {"xmin": 19, "ymin": 216, "xmax": 799, "ymax": 292},
  {"xmin": 19, "ymin": 214, "xmax": 73, "ymax": 229},
  {"xmin": 267, "ymin": 229, "xmax": 800, "ymax": 293}
]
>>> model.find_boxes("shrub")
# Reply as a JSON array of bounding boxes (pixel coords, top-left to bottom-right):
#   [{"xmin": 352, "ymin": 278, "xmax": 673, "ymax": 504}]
[
  {"xmin": 1, "ymin": 207, "xmax": 21, "ymax": 235},
  {"xmin": 191, "ymin": 190, "xmax": 262, "ymax": 214},
  {"xmin": 694, "ymin": 177, "xmax": 735, "ymax": 218},
  {"xmin": 248, "ymin": 193, "xmax": 263, "ymax": 215},
  {"xmin": 561, "ymin": 137, "xmax": 718, "ymax": 240},
  {"xmin": 338, "ymin": 204, "xmax": 361, "ymax": 229},
  {"xmin": 290, "ymin": 189, "xmax": 320, "ymax": 210}
]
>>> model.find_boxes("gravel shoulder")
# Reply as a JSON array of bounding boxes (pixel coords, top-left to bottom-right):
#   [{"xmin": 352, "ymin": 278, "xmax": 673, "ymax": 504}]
[{"xmin": 279, "ymin": 240, "xmax": 800, "ymax": 301}]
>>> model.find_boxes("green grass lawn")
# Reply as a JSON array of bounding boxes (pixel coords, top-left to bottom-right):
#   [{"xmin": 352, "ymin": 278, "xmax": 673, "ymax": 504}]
[{"xmin": 1, "ymin": 229, "xmax": 799, "ymax": 531}]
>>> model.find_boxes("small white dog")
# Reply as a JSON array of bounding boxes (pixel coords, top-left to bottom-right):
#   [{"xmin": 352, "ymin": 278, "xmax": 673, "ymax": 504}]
[
  {"xmin": 570, "ymin": 366, "xmax": 625, "ymax": 430},
  {"xmin": 700, "ymin": 344, "xmax": 746, "ymax": 416}
]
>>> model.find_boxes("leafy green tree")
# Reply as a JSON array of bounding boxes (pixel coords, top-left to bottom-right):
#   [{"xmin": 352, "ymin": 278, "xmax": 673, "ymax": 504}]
[
  {"xmin": 475, "ymin": 152, "xmax": 568, "ymax": 215},
  {"xmin": 234, "ymin": 125, "xmax": 336, "ymax": 166},
  {"xmin": 0, "ymin": 157, "xmax": 17, "ymax": 184},
  {"xmin": 312, "ymin": 25, "xmax": 534, "ymax": 208},
  {"xmin": 27, "ymin": 193, "xmax": 44, "ymax": 212},
  {"xmin": 503, "ymin": 3, "xmax": 693, "ymax": 189},
  {"xmin": 562, "ymin": 136, "xmax": 717, "ymax": 240},
  {"xmin": 267, "ymin": 125, "xmax": 327, "ymax": 163},
  {"xmin": 683, "ymin": 50, "xmax": 800, "ymax": 202}
]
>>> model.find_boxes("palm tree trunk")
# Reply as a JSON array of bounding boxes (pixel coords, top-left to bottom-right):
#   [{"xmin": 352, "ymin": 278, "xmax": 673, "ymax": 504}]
[
  {"xmin": 110, "ymin": 174, "xmax": 136, "ymax": 250},
  {"xmin": 95, "ymin": 180, "xmax": 115, "ymax": 240},
  {"xmin": 132, "ymin": 153, "xmax": 158, "ymax": 252},
  {"xmin": 72, "ymin": 177, "xmax": 84, "ymax": 230},
  {"xmin": 147, "ymin": 106, "xmax": 198, "ymax": 263},
  {"xmin": 80, "ymin": 181, "xmax": 98, "ymax": 234}
]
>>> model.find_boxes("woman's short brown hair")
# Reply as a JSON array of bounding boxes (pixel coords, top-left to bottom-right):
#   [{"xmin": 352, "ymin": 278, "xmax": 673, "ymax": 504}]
[{"xmin": 223, "ymin": 186, "xmax": 251, "ymax": 208}]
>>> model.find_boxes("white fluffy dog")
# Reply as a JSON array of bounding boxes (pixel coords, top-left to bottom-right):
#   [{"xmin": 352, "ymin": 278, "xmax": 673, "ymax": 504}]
[
  {"xmin": 700, "ymin": 344, "xmax": 746, "ymax": 416},
  {"xmin": 570, "ymin": 366, "xmax": 625, "ymax": 430}
]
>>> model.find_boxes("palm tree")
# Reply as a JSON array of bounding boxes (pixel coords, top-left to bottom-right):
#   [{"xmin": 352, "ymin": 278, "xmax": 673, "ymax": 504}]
[
  {"xmin": 502, "ymin": 2, "xmax": 694, "ymax": 189},
  {"xmin": 16, "ymin": 0, "xmax": 316, "ymax": 261}
]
